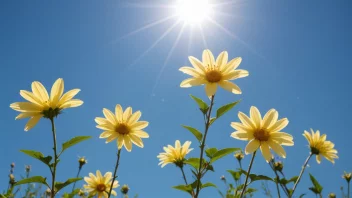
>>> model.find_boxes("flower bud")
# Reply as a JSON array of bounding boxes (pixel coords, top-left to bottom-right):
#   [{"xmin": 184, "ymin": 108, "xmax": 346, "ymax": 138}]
[
  {"xmin": 220, "ymin": 175, "xmax": 226, "ymax": 181},
  {"xmin": 25, "ymin": 165, "xmax": 31, "ymax": 173},
  {"xmin": 9, "ymin": 174, "xmax": 15, "ymax": 185},
  {"xmin": 234, "ymin": 151, "xmax": 244, "ymax": 161},
  {"xmin": 45, "ymin": 188, "xmax": 51, "ymax": 196},
  {"xmin": 78, "ymin": 189, "xmax": 86, "ymax": 197},
  {"xmin": 78, "ymin": 157, "xmax": 88, "ymax": 169},
  {"xmin": 274, "ymin": 161, "xmax": 283, "ymax": 172},
  {"xmin": 342, "ymin": 172, "xmax": 351, "ymax": 183},
  {"xmin": 11, "ymin": 163, "xmax": 15, "ymax": 168},
  {"xmin": 328, "ymin": 193, "xmax": 336, "ymax": 198},
  {"xmin": 121, "ymin": 184, "xmax": 129, "ymax": 195}
]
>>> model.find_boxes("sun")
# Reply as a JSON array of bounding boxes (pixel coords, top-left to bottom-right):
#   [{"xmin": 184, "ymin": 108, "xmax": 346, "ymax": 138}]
[{"xmin": 175, "ymin": 0, "xmax": 213, "ymax": 24}]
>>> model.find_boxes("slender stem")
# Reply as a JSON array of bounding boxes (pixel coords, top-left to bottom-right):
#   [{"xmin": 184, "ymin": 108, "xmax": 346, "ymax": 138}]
[
  {"xmin": 348, "ymin": 181, "xmax": 350, "ymax": 198},
  {"xmin": 291, "ymin": 153, "xmax": 313, "ymax": 197},
  {"xmin": 240, "ymin": 151, "xmax": 257, "ymax": 198},
  {"xmin": 108, "ymin": 149, "xmax": 122, "ymax": 198},
  {"xmin": 194, "ymin": 95, "xmax": 215, "ymax": 198},
  {"xmin": 269, "ymin": 162, "xmax": 288, "ymax": 197},
  {"xmin": 319, "ymin": 193, "xmax": 322, "ymax": 198},
  {"xmin": 71, "ymin": 167, "xmax": 82, "ymax": 192},
  {"xmin": 274, "ymin": 175, "xmax": 281, "ymax": 198},
  {"xmin": 50, "ymin": 118, "xmax": 58, "ymax": 198},
  {"xmin": 180, "ymin": 166, "xmax": 189, "ymax": 185}
]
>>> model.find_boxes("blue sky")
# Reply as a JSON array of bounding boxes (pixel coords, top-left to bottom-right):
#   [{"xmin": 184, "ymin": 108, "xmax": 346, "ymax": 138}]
[{"xmin": 1, "ymin": 0, "xmax": 351, "ymax": 197}]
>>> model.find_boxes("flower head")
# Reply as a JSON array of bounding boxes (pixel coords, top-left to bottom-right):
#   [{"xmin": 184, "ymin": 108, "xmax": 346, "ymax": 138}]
[
  {"xmin": 231, "ymin": 106, "xmax": 293, "ymax": 162},
  {"xmin": 83, "ymin": 170, "xmax": 119, "ymax": 198},
  {"xmin": 95, "ymin": 105, "xmax": 149, "ymax": 152},
  {"xmin": 328, "ymin": 193, "xmax": 336, "ymax": 198},
  {"xmin": 234, "ymin": 151, "xmax": 244, "ymax": 161},
  {"xmin": 180, "ymin": 49, "xmax": 248, "ymax": 97},
  {"xmin": 10, "ymin": 78, "xmax": 83, "ymax": 131},
  {"xmin": 303, "ymin": 129, "xmax": 338, "ymax": 164},
  {"xmin": 342, "ymin": 171, "xmax": 351, "ymax": 183},
  {"xmin": 157, "ymin": 140, "xmax": 193, "ymax": 168},
  {"xmin": 120, "ymin": 184, "xmax": 129, "ymax": 195},
  {"xmin": 78, "ymin": 156, "xmax": 88, "ymax": 168}
]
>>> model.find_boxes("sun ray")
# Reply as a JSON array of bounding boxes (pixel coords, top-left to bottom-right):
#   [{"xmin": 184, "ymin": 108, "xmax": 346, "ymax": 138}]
[
  {"xmin": 151, "ymin": 23, "xmax": 186, "ymax": 95},
  {"xmin": 198, "ymin": 24, "xmax": 208, "ymax": 49},
  {"xmin": 127, "ymin": 20, "xmax": 181, "ymax": 69},
  {"xmin": 212, "ymin": 0, "xmax": 247, "ymax": 8},
  {"xmin": 119, "ymin": 15, "xmax": 177, "ymax": 40},
  {"xmin": 207, "ymin": 17, "xmax": 264, "ymax": 59},
  {"xmin": 122, "ymin": 2, "xmax": 175, "ymax": 9}
]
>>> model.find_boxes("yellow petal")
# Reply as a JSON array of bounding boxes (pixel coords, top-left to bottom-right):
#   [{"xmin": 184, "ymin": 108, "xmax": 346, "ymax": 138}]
[
  {"xmin": 115, "ymin": 104, "xmax": 123, "ymax": 122},
  {"xmin": 124, "ymin": 136, "xmax": 132, "ymax": 152},
  {"xmin": 202, "ymin": 49, "xmax": 215, "ymax": 67},
  {"xmin": 222, "ymin": 57, "xmax": 242, "ymax": 73},
  {"xmin": 96, "ymin": 124, "xmax": 115, "ymax": 131},
  {"xmin": 10, "ymin": 102, "xmax": 42, "ymax": 112},
  {"xmin": 231, "ymin": 131, "xmax": 253, "ymax": 140},
  {"xmin": 216, "ymin": 51, "xmax": 228, "ymax": 70},
  {"xmin": 131, "ymin": 121, "xmax": 149, "ymax": 130},
  {"xmin": 238, "ymin": 112, "xmax": 256, "ymax": 129},
  {"xmin": 268, "ymin": 140, "xmax": 286, "ymax": 158},
  {"xmin": 95, "ymin": 117, "xmax": 111, "ymax": 125},
  {"xmin": 260, "ymin": 142, "xmax": 272, "ymax": 162},
  {"xmin": 268, "ymin": 118, "xmax": 289, "ymax": 132},
  {"xmin": 105, "ymin": 133, "xmax": 118, "ymax": 143},
  {"xmin": 218, "ymin": 81, "xmax": 241, "ymax": 94},
  {"xmin": 132, "ymin": 130, "xmax": 149, "ymax": 138},
  {"xmin": 245, "ymin": 139, "xmax": 260, "ymax": 154},
  {"xmin": 129, "ymin": 134, "xmax": 144, "ymax": 148},
  {"xmin": 188, "ymin": 56, "xmax": 206, "ymax": 73},
  {"xmin": 58, "ymin": 89, "xmax": 80, "ymax": 106},
  {"xmin": 31, "ymin": 81, "xmax": 49, "ymax": 102},
  {"xmin": 50, "ymin": 78, "xmax": 64, "ymax": 107},
  {"xmin": 127, "ymin": 111, "xmax": 141, "ymax": 125},
  {"xmin": 103, "ymin": 172, "xmax": 112, "ymax": 184},
  {"xmin": 179, "ymin": 67, "xmax": 203, "ymax": 77},
  {"xmin": 261, "ymin": 109, "xmax": 277, "ymax": 129},
  {"xmin": 230, "ymin": 122, "xmax": 251, "ymax": 132},
  {"xmin": 59, "ymin": 99, "xmax": 83, "ymax": 109},
  {"xmin": 117, "ymin": 136, "xmax": 123, "ymax": 150},
  {"xmin": 123, "ymin": 107, "xmax": 132, "ymax": 121},
  {"xmin": 15, "ymin": 112, "xmax": 41, "ymax": 120},
  {"xmin": 316, "ymin": 155, "xmax": 321, "ymax": 164},
  {"xmin": 205, "ymin": 83, "xmax": 217, "ymax": 97},
  {"xmin": 24, "ymin": 115, "xmax": 43, "ymax": 131},
  {"xmin": 99, "ymin": 131, "xmax": 113, "ymax": 138},
  {"xmin": 20, "ymin": 90, "xmax": 43, "ymax": 106},
  {"xmin": 103, "ymin": 108, "xmax": 117, "ymax": 125},
  {"xmin": 250, "ymin": 106, "xmax": 262, "ymax": 128},
  {"xmin": 180, "ymin": 78, "xmax": 206, "ymax": 87}
]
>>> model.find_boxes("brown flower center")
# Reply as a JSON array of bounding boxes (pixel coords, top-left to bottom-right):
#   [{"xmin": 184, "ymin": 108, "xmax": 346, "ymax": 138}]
[
  {"xmin": 254, "ymin": 129, "xmax": 269, "ymax": 141},
  {"xmin": 205, "ymin": 70, "xmax": 222, "ymax": 83},
  {"xmin": 97, "ymin": 184, "xmax": 106, "ymax": 192},
  {"xmin": 115, "ymin": 124, "xmax": 130, "ymax": 135}
]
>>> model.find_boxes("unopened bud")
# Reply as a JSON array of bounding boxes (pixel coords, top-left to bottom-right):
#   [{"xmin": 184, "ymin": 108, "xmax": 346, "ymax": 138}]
[
  {"xmin": 274, "ymin": 162, "xmax": 284, "ymax": 172},
  {"xmin": 328, "ymin": 193, "xmax": 336, "ymax": 198},
  {"xmin": 121, "ymin": 184, "xmax": 129, "ymax": 195},
  {"xmin": 25, "ymin": 165, "xmax": 31, "ymax": 172},
  {"xmin": 78, "ymin": 189, "xmax": 85, "ymax": 196},
  {"xmin": 220, "ymin": 175, "xmax": 226, "ymax": 181},
  {"xmin": 11, "ymin": 163, "xmax": 15, "ymax": 168},
  {"xmin": 9, "ymin": 174, "xmax": 15, "ymax": 184},
  {"xmin": 342, "ymin": 172, "xmax": 351, "ymax": 183},
  {"xmin": 78, "ymin": 157, "xmax": 88, "ymax": 168},
  {"xmin": 45, "ymin": 188, "xmax": 51, "ymax": 196},
  {"xmin": 234, "ymin": 151, "xmax": 244, "ymax": 161}
]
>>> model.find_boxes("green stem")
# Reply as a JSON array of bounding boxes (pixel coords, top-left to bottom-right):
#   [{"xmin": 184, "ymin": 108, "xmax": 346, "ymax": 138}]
[
  {"xmin": 71, "ymin": 167, "xmax": 82, "ymax": 192},
  {"xmin": 240, "ymin": 151, "xmax": 257, "ymax": 198},
  {"xmin": 348, "ymin": 181, "xmax": 350, "ymax": 198},
  {"xmin": 50, "ymin": 118, "xmax": 58, "ymax": 198},
  {"xmin": 269, "ymin": 162, "xmax": 288, "ymax": 197},
  {"xmin": 194, "ymin": 95, "xmax": 215, "ymax": 198},
  {"xmin": 180, "ymin": 166, "xmax": 195, "ymax": 197},
  {"xmin": 108, "ymin": 149, "xmax": 122, "ymax": 198},
  {"xmin": 291, "ymin": 153, "xmax": 313, "ymax": 197}
]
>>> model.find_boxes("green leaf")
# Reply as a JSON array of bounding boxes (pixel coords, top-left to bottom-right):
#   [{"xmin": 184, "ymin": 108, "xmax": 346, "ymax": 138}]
[
  {"xmin": 55, "ymin": 178, "xmax": 82, "ymax": 192},
  {"xmin": 182, "ymin": 125, "xmax": 203, "ymax": 142},
  {"xmin": 185, "ymin": 158, "xmax": 203, "ymax": 170},
  {"xmin": 240, "ymin": 170, "xmax": 273, "ymax": 182},
  {"xmin": 20, "ymin": 150, "xmax": 52, "ymax": 166},
  {"xmin": 308, "ymin": 187, "xmax": 319, "ymax": 194},
  {"xmin": 299, "ymin": 194, "xmax": 306, "ymax": 198},
  {"xmin": 245, "ymin": 188, "xmax": 257, "ymax": 195},
  {"xmin": 216, "ymin": 100, "xmax": 240, "ymax": 119},
  {"xmin": 210, "ymin": 148, "xmax": 240, "ymax": 163},
  {"xmin": 62, "ymin": 136, "xmax": 91, "ymax": 153},
  {"xmin": 209, "ymin": 117, "xmax": 216, "ymax": 125},
  {"xmin": 309, "ymin": 174, "xmax": 323, "ymax": 193},
  {"xmin": 227, "ymin": 170, "xmax": 242, "ymax": 181},
  {"xmin": 14, "ymin": 176, "xmax": 49, "ymax": 188},
  {"xmin": 206, "ymin": 164, "xmax": 214, "ymax": 172},
  {"xmin": 205, "ymin": 148, "xmax": 218, "ymax": 158},
  {"xmin": 287, "ymin": 176, "xmax": 298, "ymax": 184},
  {"xmin": 190, "ymin": 94, "xmax": 209, "ymax": 114},
  {"xmin": 172, "ymin": 184, "xmax": 193, "ymax": 195},
  {"xmin": 201, "ymin": 182, "xmax": 217, "ymax": 189}
]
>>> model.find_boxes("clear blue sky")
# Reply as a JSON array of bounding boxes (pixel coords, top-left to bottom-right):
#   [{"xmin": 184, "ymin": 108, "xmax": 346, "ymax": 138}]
[{"xmin": 1, "ymin": 0, "xmax": 351, "ymax": 197}]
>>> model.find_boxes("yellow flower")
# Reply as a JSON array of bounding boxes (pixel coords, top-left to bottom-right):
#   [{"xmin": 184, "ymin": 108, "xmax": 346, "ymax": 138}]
[
  {"xmin": 95, "ymin": 105, "xmax": 149, "ymax": 152},
  {"xmin": 157, "ymin": 140, "xmax": 193, "ymax": 167},
  {"xmin": 83, "ymin": 170, "xmax": 119, "ymax": 198},
  {"xmin": 179, "ymin": 49, "xmax": 248, "ymax": 97},
  {"xmin": 303, "ymin": 129, "xmax": 338, "ymax": 164},
  {"xmin": 342, "ymin": 171, "xmax": 351, "ymax": 182},
  {"xmin": 10, "ymin": 78, "xmax": 83, "ymax": 131},
  {"xmin": 231, "ymin": 106, "xmax": 293, "ymax": 162}
]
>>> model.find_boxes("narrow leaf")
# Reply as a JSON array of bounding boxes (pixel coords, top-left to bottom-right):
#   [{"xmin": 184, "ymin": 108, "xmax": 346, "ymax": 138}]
[
  {"xmin": 227, "ymin": 170, "xmax": 242, "ymax": 181},
  {"xmin": 14, "ymin": 176, "xmax": 49, "ymax": 188},
  {"xmin": 216, "ymin": 100, "xmax": 240, "ymax": 119},
  {"xmin": 210, "ymin": 148, "xmax": 240, "ymax": 163},
  {"xmin": 55, "ymin": 178, "xmax": 82, "ymax": 192},
  {"xmin": 205, "ymin": 148, "xmax": 218, "ymax": 158},
  {"xmin": 309, "ymin": 174, "xmax": 323, "ymax": 193},
  {"xmin": 185, "ymin": 158, "xmax": 204, "ymax": 170},
  {"xmin": 20, "ymin": 150, "xmax": 52, "ymax": 166},
  {"xmin": 62, "ymin": 136, "xmax": 91, "ymax": 153},
  {"xmin": 209, "ymin": 117, "xmax": 216, "ymax": 125},
  {"xmin": 172, "ymin": 184, "xmax": 193, "ymax": 195},
  {"xmin": 202, "ymin": 182, "xmax": 217, "ymax": 189},
  {"xmin": 182, "ymin": 125, "xmax": 203, "ymax": 142},
  {"xmin": 190, "ymin": 94, "xmax": 209, "ymax": 114}
]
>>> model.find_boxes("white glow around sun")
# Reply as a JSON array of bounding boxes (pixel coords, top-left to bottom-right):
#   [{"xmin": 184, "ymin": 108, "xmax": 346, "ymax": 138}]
[{"xmin": 176, "ymin": 0, "xmax": 213, "ymax": 24}]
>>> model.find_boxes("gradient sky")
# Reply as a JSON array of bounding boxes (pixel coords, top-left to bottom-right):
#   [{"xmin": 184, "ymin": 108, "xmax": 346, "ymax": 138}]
[{"xmin": 1, "ymin": 0, "xmax": 351, "ymax": 197}]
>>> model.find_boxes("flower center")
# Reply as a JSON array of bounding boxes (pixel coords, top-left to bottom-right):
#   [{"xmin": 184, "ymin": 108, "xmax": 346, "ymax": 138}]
[
  {"xmin": 253, "ymin": 129, "xmax": 269, "ymax": 141},
  {"xmin": 97, "ymin": 184, "xmax": 106, "ymax": 192},
  {"xmin": 115, "ymin": 124, "xmax": 130, "ymax": 135},
  {"xmin": 205, "ymin": 70, "xmax": 222, "ymax": 83}
]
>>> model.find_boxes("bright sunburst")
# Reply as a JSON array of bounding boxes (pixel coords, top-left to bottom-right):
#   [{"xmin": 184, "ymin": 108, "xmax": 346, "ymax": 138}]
[{"xmin": 175, "ymin": 0, "xmax": 213, "ymax": 24}]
